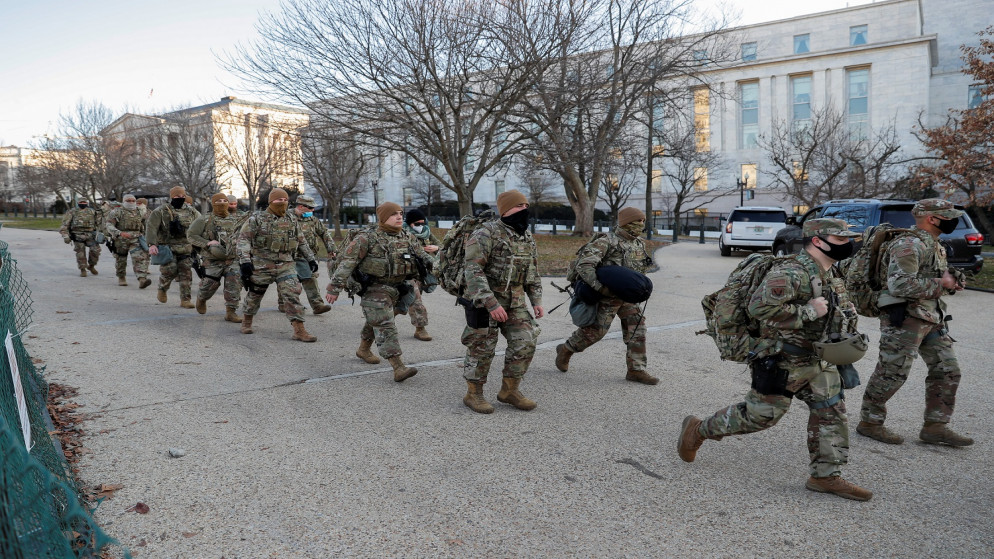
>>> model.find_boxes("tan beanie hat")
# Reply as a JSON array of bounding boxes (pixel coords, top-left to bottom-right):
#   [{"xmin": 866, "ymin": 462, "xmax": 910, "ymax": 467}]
[
  {"xmin": 376, "ymin": 202, "xmax": 403, "ymax": 224},
  {"xmin": 618, "ymin": 207, "xmax": 646, "ymax": 226},
  {"xmin": 169, "ymin": 186, "xmax": 186, "ymax": 198},
  {"xmin": 211, "ymin": 193, "xmax": 229, "ymax": 204},
  {"xmin": 268, "ymin": 188, "xmax": 289, "ymax": 203},
  {"xmin": 496, "ymin": 190, "xmax": 528, "ymax": 216}
]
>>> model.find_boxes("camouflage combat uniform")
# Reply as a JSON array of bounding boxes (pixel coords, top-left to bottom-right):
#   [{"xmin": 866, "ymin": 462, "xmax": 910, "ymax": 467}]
[
  {"xmin": 563, "ymin": 228, "xmax": 650, "ymax": 373},
  {"xmin": 402, "ymin": 221, "xmax": 441, "ymax": 328},
  {"xmin": 699, "ymin": 250, "xmax": 858, "ymax": 478},
  {"xmin": 145, "ymin": 203, "xmax": 198, "ymax": 300},
  {"xmin": 237, "ymin": 208, "xmax": 314, "ymax": 322},
  {"xmin": 59, "ymin": 206, "xmax": 102, "ymax": 272},
  {"xmin": 860, "ymin": 227, "xmax": 961, "ymax": 426},
  {"xmin": 327, "ymin": 227, "xmax": 431, "ymax": 359},
  {"xmin": 188, "ymin": 212, "xmax": 244, "ymax": 313},
  {"xmin": 104, "ymin": 205, "xmax": 149, "ymax": 282},
  {"xmin": 295, "ymin": 214, "xmax": 338, "ymax": 310},
  {"xmin": 462, "ymin": 220, "xmax": 542, "ymax": 382}
]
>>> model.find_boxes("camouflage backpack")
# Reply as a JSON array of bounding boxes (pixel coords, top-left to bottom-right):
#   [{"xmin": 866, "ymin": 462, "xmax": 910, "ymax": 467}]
[
  {"xmin": 565, "ymin": 233, "xmax": 610, "ymax": 284},
  {"xmin": 843, "ymin": 224, "xmax": 913, "ymax": 317},
  {"xmin": 336, "ymin": 225, "xmax": 378, "ymax": 298},
  {"xmin": 437, "ymin": 210, "xmax": 498, "ymax": 297},
  {"xmin": 698, "ymin": 253, "xmax": 795, "ymax": 362}
]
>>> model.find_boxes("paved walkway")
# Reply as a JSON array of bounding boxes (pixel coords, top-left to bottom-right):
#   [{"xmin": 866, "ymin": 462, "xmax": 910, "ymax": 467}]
[{"xmin": 6, "ymin": 227, "xmax": 992, "ymax": 558}]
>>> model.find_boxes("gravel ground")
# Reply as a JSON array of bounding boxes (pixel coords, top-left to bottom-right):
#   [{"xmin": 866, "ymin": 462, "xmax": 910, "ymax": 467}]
[{"xmin": 6, "ymin": 226, "xmax": 992, "ymax": 558}]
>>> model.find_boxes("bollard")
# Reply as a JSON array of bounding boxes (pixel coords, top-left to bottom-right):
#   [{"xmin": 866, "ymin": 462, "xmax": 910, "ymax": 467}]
[
  {"xmin": 552, "ymin": 219, "xmax": 557, "ymax": 235},
  {"xmin": 699, "ymin": 227, "xmax": 705, "ymax": 244},
  {"xmin": 671, "ymin": 228, "xmax": 678, "ymax": 243}
]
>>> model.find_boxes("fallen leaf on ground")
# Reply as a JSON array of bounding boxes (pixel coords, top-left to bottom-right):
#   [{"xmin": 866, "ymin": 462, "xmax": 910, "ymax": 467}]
[
  {"xmin": 95, "ymin": 484, "xmax": 124, "ymax": 499},
  {"xmin": 182, "ymin": 531, "xmax": 200, "ymax": 538},
  {"xmin": 126, "ymin": 502, "xmax": 150, "ymax": 514}
]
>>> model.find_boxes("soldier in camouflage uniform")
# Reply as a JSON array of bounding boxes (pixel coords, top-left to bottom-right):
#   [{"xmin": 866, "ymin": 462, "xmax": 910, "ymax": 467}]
[
  {"xmin": 104, "ymin": 194, "xmax": 151, "ymax": 288},
  {"xmin": 402, "ymin": 209, "xmax": 440, "ymax": 341},
  {"xmin": 555, "ymin": 207, "xmax": 656, "ymax": 385},
  {"xmin": 59, "ymin": 198, "xmax": 102, "ymax": 277},
  {"xmin": 136, "ymin": 198, "xmax": 149, "ymax": 218},
  {"xmin": 325, "ymin": 202, "xmax": 431, "ymax": 382},
  {"xmin": 237, "ymin": 188, "xmax": 319, "ymax": 342},
  {"xmin": 679, "ymin": 218, "xmax": 874, "ymax": 501},
  {"xmin": 291, "ymin": 195, "xmax": 335, "ymax": 315},
  {"xmin": 461, "ymin": 190, "xmax": 544, "ymax": 414},
  {"xmin": 857, "ymin": 198, "xmax": 973, "ymax": 447},
  {"xmin": 188, "ymin": 193, "xmax": 245, "ymax": 323},
  {"xmin": 146, "ymin": 186, "xmax": 199, "ymax": 308}
]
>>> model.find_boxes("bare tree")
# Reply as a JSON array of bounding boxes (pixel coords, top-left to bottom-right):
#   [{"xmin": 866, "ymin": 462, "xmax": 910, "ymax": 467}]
[
  {"xmin": 758, "ymin": 105, "xmax": 903, "ymax": 207},
  {"xmin": 654, "ymin": 113, "xmax": 729, "ymax": 234},
  {"xmin": 225, "ymin": 0, "xmax": 577, "ymax": 216},
  {"xmin": 147, "ymin": 114, "xmax": 219, "ymax": 207},
  {"xmin": 213, "ymin": 112, "xmax": 302, "ymax": 207},
  {"xmin": 598, "ymin": 144, "xmax": 644, "ymax": 227},
  {"xmin": 517, "ymin": 0, "xmax": 731, "ymax": 235},
  {"xmin": 300, "ymin": 124, "xmax": 369, "ymax": 236},
  {"xmin": 405, "ymin": 168, "xmax": 447, "ymax": 220}
]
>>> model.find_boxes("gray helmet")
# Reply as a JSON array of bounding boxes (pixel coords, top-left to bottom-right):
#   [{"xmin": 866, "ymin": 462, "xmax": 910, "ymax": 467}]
[{"xmin": 813, "ymin": 332, "xmax": 869, "ymax": 365}]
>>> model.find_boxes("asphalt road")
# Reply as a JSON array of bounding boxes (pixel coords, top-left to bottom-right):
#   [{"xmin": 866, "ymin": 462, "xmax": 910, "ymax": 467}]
[{"xmin": 6, "ymin": 226, "xmax": 993, "ymax": 558}]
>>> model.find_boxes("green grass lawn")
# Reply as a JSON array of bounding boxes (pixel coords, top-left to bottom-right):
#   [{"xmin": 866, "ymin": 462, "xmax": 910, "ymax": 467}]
[
  {"xmin": 0, "ymin": 216, "xmax": 63, "ymax": 230},
  {"xmin": 967, "ymin": 264, "xmax": 994, "ymax": 290}
]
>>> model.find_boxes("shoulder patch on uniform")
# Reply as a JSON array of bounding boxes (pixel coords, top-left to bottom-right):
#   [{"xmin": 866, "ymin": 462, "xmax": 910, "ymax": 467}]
[{"xmin": 764, "ymin": 276, "xmax": 790, "ymax": 301}]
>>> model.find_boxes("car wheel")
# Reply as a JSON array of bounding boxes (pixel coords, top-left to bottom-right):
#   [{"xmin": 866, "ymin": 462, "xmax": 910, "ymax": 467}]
[
  {"xmin": 719, "ymin": 238, "xmax": 731, "ymax": 257},
  {"xmin": 773, "ymin": 243, "xmax": 787, "ymax": 257}
]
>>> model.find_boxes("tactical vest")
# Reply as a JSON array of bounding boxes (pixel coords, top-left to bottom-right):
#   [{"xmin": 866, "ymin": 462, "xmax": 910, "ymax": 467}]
[
  {"xmin": 601, "ymin": 233, "xmax": 650, "ymax": 274},
  {"xmin": 483, "ymin": 223, "xmax": 537, "ymax": 291},
  {"xmin": 114, "ymin": 208, "xmax": 144, "ymax": 232},
  {"xmin": 160, "ymin": 206, "xmax": 197, "ymax": 245},
  {"xmin": 251, "ymin": 212, "xmax": 300, "ymax": 254},
  {"xmin": 207, "ymin": 214, "xmax": 242, "ymax": 245},
  {"xmin": 70, "ymin": 208, "xmax": 97, "ymax": 232},
  {"xmin": 298, "ymin": 217, "xmax": 322, "ymax": 251},
  {"xmin": 356, "ymin": 229, "xmax": 416, "ymax": 283}
]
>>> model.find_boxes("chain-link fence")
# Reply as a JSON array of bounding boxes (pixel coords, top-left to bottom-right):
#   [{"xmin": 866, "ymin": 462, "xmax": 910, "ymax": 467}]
[{"xmin": 0, "ymin": 240, "xmax": 122, "ymax": 558}]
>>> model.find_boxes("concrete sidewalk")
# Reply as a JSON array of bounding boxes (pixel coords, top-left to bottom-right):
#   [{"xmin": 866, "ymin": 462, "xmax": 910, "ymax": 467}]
[{"xmin": 6, "ymin": 226, "xmax": 992, "ymax": 558}]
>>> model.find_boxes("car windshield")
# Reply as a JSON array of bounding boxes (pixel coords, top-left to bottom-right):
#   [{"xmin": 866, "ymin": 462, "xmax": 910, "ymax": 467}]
[
  {"xmin": 729, "ymin": 211, "xmax": 786, "ymax": 223},
  {"xmin": 821, "ymin": 205, "xmax": 871, "ymax": 230},
  {"xmin": 879, "ymin": 207, "xmax": 916, "ymax": 228}
]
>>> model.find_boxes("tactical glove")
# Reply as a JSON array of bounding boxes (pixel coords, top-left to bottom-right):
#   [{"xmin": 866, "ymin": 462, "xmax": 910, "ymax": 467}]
[
  {"xmin": 308, "ymin": 260, "xmax": 319, "ymax": 273},
  {"xmin": 240, "ymin": 262, "xmax": 254, "ymax": 283},
  {"xmin": 63, "ymin": 237, "xmax": 71, "ymax": 244}
]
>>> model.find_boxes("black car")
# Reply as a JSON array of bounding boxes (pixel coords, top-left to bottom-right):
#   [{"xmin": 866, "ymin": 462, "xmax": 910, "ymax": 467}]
[{"xmin": 772, "ymin": 199, "xmax": 984, "ymax": 273}]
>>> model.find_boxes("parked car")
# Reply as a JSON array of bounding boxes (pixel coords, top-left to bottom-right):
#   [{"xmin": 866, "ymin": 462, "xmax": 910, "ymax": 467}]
[
  {"xmin": 772, "ymin": 199, "xmax": 984, "ymax": 272},
  {"xmin": 718, "ymin": 206, "xmax": 790, "ymax": 257}
]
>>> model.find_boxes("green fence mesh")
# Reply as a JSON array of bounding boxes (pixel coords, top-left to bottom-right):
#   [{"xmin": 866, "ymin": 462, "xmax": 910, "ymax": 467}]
[{"xmin": 0, "ymin": 240, "xmax": 123, "ymax": 558}]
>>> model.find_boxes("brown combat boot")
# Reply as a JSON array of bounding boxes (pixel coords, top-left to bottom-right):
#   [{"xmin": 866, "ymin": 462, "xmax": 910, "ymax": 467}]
[
  {"xmin": 463, "ymin": 381, "xmax": 494, "ymax": 414},
  {"xmin": 312, "ymin": 303, "xmax": 332, "ymax": 315},
  {"xmin": 79, "ymin": 269, "xmax": 87, "ymax": 277},
  {"xmin": 157, "ymin": 289, "xmax": 167, "ymax": 303},
  {"xmin": 138, "ymin": 277, "xmax": 152, "ymax": 289},
  {"xmin": 195, "ymin": 297, "xmax": 207, "ymax": 314},
  {"xmin": 856, "ymin": 421, "xmax": 904, "ymax": 444},
  {"xmin": 413, "ymin": 327, "xmax": 433, "ymax": 341},
  {"xmin": 388, "ymin": 356, "xmax": 417, "ymax": 382},
  {"xmin": 118, "ymin": 276, "xmax": 128, "ymax": 286},
  {"xmin": 224, "ymin": 308, "xmax": 243, "ymax": 323},
  {"xmin": 356, "ymin": 338, "xmax": 381, "ymax": 364},
  {"xmin": 555, "ymin": 343, "xmax": 572, "ymax": 372},
  {"xmin": 241, "ymin": 314, "xmax": 254, "ymax": 334},
  {"xmin": 805, "ymin": 476, "xmax": 873, "ymax": 501},
  {"xmin": 180, "ymin": 299, "xmax": 195, "ymax": 309},
  {"xmin": 88, "ymin": 265, "xmax": 98, "ymax": 275},
  {"xmin": 677, "ymin": 415, "xmax": 707, "ymax": 463},
  {"xmin": 626, "ymin": 369, "xmax": 659, "ymax": 385},
  {"xmin": 291, "ymin": 321, "xmax": 317, "ymax": 342},
  {"xmin": 497, "ymin": 377, "xmax": 536, "ymax": 410},
  {"xmin": 919, "ymin": 422, "xmax": 974, "ymax": 447}
]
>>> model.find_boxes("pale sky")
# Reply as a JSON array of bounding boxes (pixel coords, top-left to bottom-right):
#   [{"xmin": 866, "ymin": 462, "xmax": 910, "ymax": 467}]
[{"xmin": 0, "ymin": 0, "xmax": 872, "ymax": 147}]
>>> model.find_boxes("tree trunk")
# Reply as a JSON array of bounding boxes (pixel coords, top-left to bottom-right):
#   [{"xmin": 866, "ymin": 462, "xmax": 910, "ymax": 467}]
[
  {"xmin": 331, "ymin": 205, "xmax": 343, "ymax": 238},
  {"xmin": 457, "ymin": 190, "xmax": 473, "ymax": 218}
]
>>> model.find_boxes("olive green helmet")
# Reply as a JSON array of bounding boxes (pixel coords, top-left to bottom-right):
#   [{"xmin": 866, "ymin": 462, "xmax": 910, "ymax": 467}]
[{"xmin": 813, "ymin": 333, "xmax": 869, "ymax": 365}]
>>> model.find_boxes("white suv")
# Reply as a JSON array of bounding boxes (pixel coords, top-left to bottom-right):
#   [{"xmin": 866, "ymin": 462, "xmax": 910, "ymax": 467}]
[{"xmin": 719, "ymin": 206, "xmax": 789, "ymax": 257}]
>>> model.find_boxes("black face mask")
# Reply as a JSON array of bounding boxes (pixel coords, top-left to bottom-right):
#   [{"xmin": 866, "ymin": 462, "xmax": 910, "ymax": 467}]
[
  {"xmin": 78, "ymin": 203, "xmax": 88, "ymax": 209},
  {"xmin": 815, "ymin": 236, "xmax": 854, "ymax": 261},
  {"xmin": 170, "ymin": 197, "xmax": 186, "ymax": 209},
  {"xmin": 501, "ymin": 208, "xmax": 530, "ymax": 234},
  {"xmin": 935, "ymin": 217, "xmax": 959, "ymax": 234}
]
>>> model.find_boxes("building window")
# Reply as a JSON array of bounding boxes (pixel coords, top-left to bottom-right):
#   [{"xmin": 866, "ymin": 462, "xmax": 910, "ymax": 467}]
[
  {"xmin": 403, "ymin": 187, "xmax": 414, "ymax": 206},
  {"xmin": 693, "ymin": 167, "xmax": 708, "ymax": 192},
  {"xmin": 968, "ymin": 85, "xmax": 985, "ymax": 109},
  {"xmin": 847, "ymin": 68, "xmax": 870, "ymax": 139},
  {"xmin": 741, "ymin": 42, "xmax": 757, "ymax": 62},
  {"xmin": 791, "ymin": 75, "xmax": 812, "ymax": 133},
  {"xmin": 694, "ymin": 208, "xmax": 709, "ymax": 217},
  {"xmin": 694, "ymin": 50, "xmax": 708, "ymax": 65},
  {"xmin": 650, "ymin": 96, "xmax": 665, "ymax": 146},
  {"xmin": 850, "ymin": 25, "xmax": 867, "ymax": 46},
  {"xmin": 793, "ymin": 34, "xmax": 810, "ymax": 54},
  {"xmin": 494, "ymin": 179, "xmax": 505, "ymax": 197},
  {"xmin": 739, "ymin": 82, "xmax": 759, "ymax": 149},
  {"xmin": 693, "ymin": 88, "xmax": 710, "ymax": 152},
  {"xmin": 740, "ymin": 163, "xmax": 757, "ymax": 190},
  {"xmin": 651, "ymin": 169, "xmax": 663, "ymax": 193}
]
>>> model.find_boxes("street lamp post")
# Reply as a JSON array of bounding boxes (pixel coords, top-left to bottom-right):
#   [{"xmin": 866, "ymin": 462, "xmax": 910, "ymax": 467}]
[
  {"xmin": 736, "ymin": 173, "xmax": 750, "ymax": 206},
  {"xmin": 372, "ymin": 179, "xmax": 379, "ymax": 208}
]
